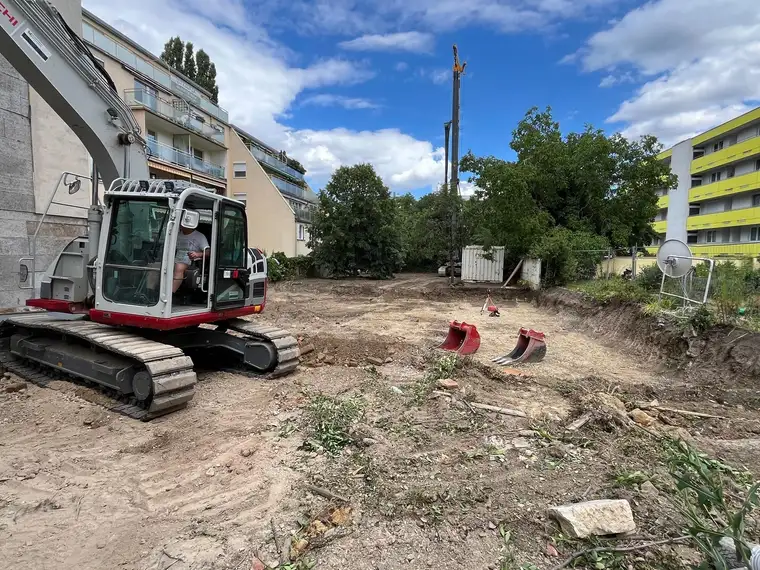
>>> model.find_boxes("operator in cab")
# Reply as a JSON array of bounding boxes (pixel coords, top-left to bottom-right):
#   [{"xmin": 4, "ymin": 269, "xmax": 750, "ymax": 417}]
[{"xmin": 172, "ymin": 211, "xmax": 210, "ymax": 293}]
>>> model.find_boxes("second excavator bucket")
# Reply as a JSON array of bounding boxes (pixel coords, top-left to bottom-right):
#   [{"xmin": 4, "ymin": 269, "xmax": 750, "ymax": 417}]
[
  {"xmin": 492, "ymin": 328, "xmax": 546, "ymax": 365},
  {"xmin": 438, "ymin": 320, "xmax": 481, "ymax": 355}
]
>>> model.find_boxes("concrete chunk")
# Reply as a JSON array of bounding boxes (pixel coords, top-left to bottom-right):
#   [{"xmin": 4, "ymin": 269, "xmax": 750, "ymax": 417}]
[{"xmin": 548, "ymin": 499, "xmax": 636, "ymax": 538}]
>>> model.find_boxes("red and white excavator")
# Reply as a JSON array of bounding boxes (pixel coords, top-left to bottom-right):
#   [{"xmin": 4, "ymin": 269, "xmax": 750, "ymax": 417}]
[{"xmin": 0, "ymin": 1, "xmax": 299, "ymax": 419}]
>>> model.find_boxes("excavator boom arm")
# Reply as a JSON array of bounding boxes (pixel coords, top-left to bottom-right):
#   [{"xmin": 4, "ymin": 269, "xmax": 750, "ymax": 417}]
[{"xmin": 0, "ymin": 0, "xmax": 149, "ymax": 189}]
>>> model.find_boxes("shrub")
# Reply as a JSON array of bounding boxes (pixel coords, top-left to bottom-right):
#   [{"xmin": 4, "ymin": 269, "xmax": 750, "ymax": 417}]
[
  {"xmin": 264, "ymin": 252, "xmax": 315, "ymax": 282},
  {"xmin": 530, "ymin": 228, "xmax": 610, "ymax": 286},
  {"xmin": 636, "ymin": 263, "xmax": 663, "ymax": 292}
]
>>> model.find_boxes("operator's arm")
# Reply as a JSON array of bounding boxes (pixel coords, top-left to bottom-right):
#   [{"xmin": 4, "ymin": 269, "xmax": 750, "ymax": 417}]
[{"xmin": 188, "ymin": 233, "xmax": 210, "ymax": 261}]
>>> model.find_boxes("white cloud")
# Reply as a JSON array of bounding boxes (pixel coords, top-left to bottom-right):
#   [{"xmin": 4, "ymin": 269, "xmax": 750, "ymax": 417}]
[
  {"xmin": 285, "ymin": 0, "xmax": 619, "ymax": 35},
  {"xmin": 416, "ymin": 68, "xmax": 450, "ymax": 85},
  {"xmin": 459, "ymin": 180, "xmax": 477, "ymax": 199},
  {"xmin": 395, "ymin": 61, "xmax": 409, "ymax": 72},
  {"xmin": 301, "ymin": 94, "xmax": 381, "ymax": 110},
  {"xmin": 598, "ymin": 71, "xmax": 635, "ymax": 88},
  {"xmin": 569, "ymin": 0, "xmax": 760, "ymax": 147},
  {"xmin": 339, "ymin": 32, "xmax": 434, "ymax": 54},
  {"xmin": 82, "ymin": 0, "xmax": 446, "ymax": 192}
]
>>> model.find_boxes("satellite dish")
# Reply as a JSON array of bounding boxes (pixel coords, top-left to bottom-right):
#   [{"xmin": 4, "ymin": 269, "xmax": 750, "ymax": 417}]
[{"xmin": 656, "ymin": 239, "xmax": 693, "ymax": 278}]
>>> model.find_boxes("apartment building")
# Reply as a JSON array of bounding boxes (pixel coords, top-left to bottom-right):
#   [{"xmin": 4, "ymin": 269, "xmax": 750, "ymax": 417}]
[
  {"xmin": 80, "ymin": 9, "xmax": 314, "ymax": 256},
  {"xmin": 653, "ymin": 107, "xmax": 760, "ymax": 257}
]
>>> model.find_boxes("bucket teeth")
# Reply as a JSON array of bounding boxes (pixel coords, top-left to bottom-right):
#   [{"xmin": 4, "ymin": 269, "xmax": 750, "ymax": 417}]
[{"xmin": 493, "ymin": 327, "xmax": 547, "ymax": 365}]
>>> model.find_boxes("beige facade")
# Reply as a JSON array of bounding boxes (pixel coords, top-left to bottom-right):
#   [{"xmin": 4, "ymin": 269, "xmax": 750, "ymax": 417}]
[
  {"xmin": 31, "ymin": 0, "xmax": 90, "ymax": 218},
  {"xmin": 228, "ymin": 131, "xmax": 298, "ymax": 255}
]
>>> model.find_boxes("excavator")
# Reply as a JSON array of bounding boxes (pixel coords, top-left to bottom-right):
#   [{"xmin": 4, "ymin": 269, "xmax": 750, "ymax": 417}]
[{"xmin": 0, "ymin": 0, "xmax": 300, "ymax": 419}]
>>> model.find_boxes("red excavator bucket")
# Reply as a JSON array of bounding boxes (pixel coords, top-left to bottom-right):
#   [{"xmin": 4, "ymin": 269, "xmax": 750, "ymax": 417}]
[
  {"xmin": 437, "ymin": 320, "xmax": 481, "ymax": 355},
  {"xmin": 492, "ymin": 328, "xmax": 546, "ymax": 365}
]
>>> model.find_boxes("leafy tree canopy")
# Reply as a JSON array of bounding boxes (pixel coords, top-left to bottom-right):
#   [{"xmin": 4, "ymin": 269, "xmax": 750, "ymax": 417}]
[
  {"xmin": 160, "ymin": 37, "xmax": 220, "ymax": 104},
  {"xmin": 307, "ymin": 164, "xmax": 401, "ymax": 279}
]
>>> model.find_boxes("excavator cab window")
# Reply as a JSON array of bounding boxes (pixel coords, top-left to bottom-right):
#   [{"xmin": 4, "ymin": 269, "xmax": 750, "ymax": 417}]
[
  {"xmin": 102, "ymin": 198, "xmax": 169, "ymax": 306},
  {"xmin": 213, "ymin": 204, "xmax": 248, "ymax": 310}
]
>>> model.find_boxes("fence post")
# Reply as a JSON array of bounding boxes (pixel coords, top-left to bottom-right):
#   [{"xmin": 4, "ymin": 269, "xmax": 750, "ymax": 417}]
[
  {"xmin": 607, "ymin": 248, "xmax": 612, "ymax": 279},
  {"xmin": 632, "ymin": 246, "xmax": 637, "ymax": 278}
]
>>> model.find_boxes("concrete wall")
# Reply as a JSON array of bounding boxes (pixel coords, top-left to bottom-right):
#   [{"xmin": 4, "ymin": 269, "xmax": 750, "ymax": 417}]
[
  {"xmin": 228, "ymin": 131, "xmax": 296, "ymax": 256},
  {"xmin": 31, "ymin": 0, "xmax": 90, "ymax": 218},
  {"xmin": 0, "ymin": 0, "xmax": 88, "ymax": 307},
  {"xmin": 666, "ymin": 139, "xmax": 692, "ymax": 243}
]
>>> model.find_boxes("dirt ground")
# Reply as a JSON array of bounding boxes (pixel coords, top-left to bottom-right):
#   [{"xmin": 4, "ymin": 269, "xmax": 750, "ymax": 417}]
[{"xmin": 1, "ymin": 274, "xmax": 759, "ymax": 570}]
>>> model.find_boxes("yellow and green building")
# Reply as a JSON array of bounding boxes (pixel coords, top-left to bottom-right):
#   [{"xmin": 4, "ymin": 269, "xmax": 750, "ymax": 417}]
[{"xmin": 653, "ymin": 107, "xmax": 760, "ymax": 257}]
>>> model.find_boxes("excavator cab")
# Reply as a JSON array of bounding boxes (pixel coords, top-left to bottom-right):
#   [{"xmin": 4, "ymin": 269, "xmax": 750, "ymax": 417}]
[{"xmin": 91, "ymin": 179, "xmax": 265, "ymax": 327}]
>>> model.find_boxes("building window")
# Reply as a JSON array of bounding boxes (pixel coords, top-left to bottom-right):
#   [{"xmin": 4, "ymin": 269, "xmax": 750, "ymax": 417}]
[
  {"xmin": 713, "ymin": 141, "xmax": 724, "ymax": 152},
  {"xmin": 693, "ymin": 149, "xmax": 705, "ymax": 160},
  {"xmin": 689, "ymin": 204, "xmax": 701, "ymax": 216},
  {"xmin": 710, "ymin": 171, "xmax": 722, "ymax": 183},
  {"xmin": 233, "ymin": 162, "xmax": 247, "ymax": 178},
  {"xmin": 706, "ymin": 230, "xmax": 718, "ymax": 243},
  {"xmin": 756, "ymin": 159, "xmax": 760, "ymax": 171},
  {"xmin": 147, "ymin": 129, "xmax": 157, "ymax": 141},
  {"xmin": 297, "ymin": 224, "xmax": 305, "ymax": 241},
  {"xmin": 193, "ymin": 148, "xmax": 203, "ymax": 161},
  {"xmin": 751, "ymin": 227, "xmax": 760, "ymax": 242},
  {"xmin": 233, "ymin": 192, "xmax": 247, "ymax": 206},
  {"xmin": 728, "ymin": 166, "xmax": 735, "ymax": 178},
  {"xmin": 691, "ymin": 177, "xmax": 702, "ymax": 188},
  {"xmin": 753, "ymin": 194, "xmax": 760, "ymax": 207},
  {"xmin": 724, "ymin": 197, "xmax": 733, "ymax": 212},
  {"xmin": 687, "ymin": 231, "xmax": 698, "ymax": 244}
]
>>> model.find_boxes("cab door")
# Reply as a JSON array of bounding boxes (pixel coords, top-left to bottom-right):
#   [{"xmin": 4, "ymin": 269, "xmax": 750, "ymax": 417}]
[{"xmin": 212, "ymin": 202, "xmax": 249, "ymax": 310}]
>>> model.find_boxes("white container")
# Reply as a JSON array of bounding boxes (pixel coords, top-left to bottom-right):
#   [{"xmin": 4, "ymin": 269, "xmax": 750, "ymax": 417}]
[{"xmin": 461, "ymin": 246, "xmax": 505, "ymax": 283}]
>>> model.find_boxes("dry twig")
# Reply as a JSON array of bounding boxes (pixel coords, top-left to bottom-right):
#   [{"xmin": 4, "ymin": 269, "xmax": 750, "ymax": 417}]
[
  {"xmin": 547, "ymin": 535, "xmax": 690, "ymax": 570},
  {"xmin": 431, "ymin": 390, "xmax": 526, "ymax": 417},
  {"xmin": 304, "ymin": 483, "xmax": 350, "ymax": 504}
]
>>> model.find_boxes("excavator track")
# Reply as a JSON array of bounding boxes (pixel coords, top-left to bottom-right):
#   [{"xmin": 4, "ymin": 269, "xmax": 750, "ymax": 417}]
[
  {"xmin": 0, "ymin": 315, "xmax": 196, "ymax": 421},
  {"xmin": 216, "ymin": 319, "xmax": 300, "ymax": 378}
]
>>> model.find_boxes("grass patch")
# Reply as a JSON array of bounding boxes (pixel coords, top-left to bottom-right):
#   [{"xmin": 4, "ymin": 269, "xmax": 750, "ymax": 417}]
[
  {"xmin": 303, "ymin": 393, "xmax": 365, "ymax": 455},
  {"xmin": 411, "ymin": 353, "xmax": 462, "ymax": 404},
  {"xmin": 569, "ymin": 277, "xmax": 654, "ymax": 304}
]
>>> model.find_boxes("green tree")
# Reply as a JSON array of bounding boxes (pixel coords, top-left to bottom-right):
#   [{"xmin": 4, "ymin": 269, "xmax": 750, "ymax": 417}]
[
  {"xmin": 160, "ymin": 37, "xmax": 219, "ymax": 103},
  {"xmin": 160, "ymin": 37, "xmax": 184, "ymax": 73},
  {"xmin": 183, "ymin": 41, "xmax": 196, "ymax": 81},
  {"xmin": 509, "ymin": 106, "xmax": 675, "ymax": 248},
  {"xmin": 460, "ymin": 153, "xmax": 552, "ymax": 263},
  {"xmin": 308, "ymin": 164, "xmax": 401, "ymax": 279}
]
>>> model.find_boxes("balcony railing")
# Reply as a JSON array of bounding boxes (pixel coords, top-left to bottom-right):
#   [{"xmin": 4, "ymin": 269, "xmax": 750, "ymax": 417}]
[
  {"xmin": 125, "ymin": 89, "xmax": 225, "ymax": 145},
  {"xmin": 146, "ymin": 138, "xmax": 225, "ymax": 179},
  {"xmin": 691, "ymin": 135, "xmax": 760, "ymax": 174},
  {"xmin": 294, "ymin": 207, "xmax": 315, "ymax": 223},
  {"xmin": 270, "ymin": 175, "xmax": 306, "ymax": 200},
  {"xmin": 657, "ymin": 195, "xmax": 669, "ymax": 209},
  {"xmin": 651, "ymin": 220, "xmax": 667, "ymax": 233},
  {"xmin": 249, "ymin": 146, "xmax": 305, "ymax": 181},
  {"xmin": 690, "ymin": 242, "xmax": 760, "ymax": 257},
  {"xmin": 82, "ymin": 22, "xmax": 229, "ymax": 123},
  {"xmin": 687, "ymin": 205, "xmax": 760, "ymax": 231},
  {"xmin": 689, "ymin": 170, "xmax": 760, "ymax": 203}
]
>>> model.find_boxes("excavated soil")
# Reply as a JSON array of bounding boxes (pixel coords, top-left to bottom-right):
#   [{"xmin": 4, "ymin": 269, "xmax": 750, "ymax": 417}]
[{"xmin": 1, "ymin": 274, "xmax": 760, "ymax": 570}]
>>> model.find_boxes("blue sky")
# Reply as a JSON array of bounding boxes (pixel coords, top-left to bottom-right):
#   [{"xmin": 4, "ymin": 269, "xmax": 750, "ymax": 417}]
[{"xmin": 85, "ymin": 0, "xmax": 760, "ymax": 197}]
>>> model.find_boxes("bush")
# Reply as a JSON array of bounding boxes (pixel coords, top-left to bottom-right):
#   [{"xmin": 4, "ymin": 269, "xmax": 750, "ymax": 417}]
[
  {"xmin": 636, "ymin": 263, "xmax": 663, "ymax": 292},
  {"xmin": 570, "ymin": 277, "xmax": 653, "ymax": 304},
  {"xmin": 264, "ymin": 252, "xmax": 315, "ymax": 282},
  {"xmin": 530, "ymin": 228, "xmax": 609, "ymax": 286}
]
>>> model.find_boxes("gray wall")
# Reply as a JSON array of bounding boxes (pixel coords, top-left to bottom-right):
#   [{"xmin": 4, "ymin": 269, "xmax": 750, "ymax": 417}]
[
  {"xmin": 0, "ymin": 0, "xmax": 87, "ymax": 308},
  {"xmin": 665, "ymin": 139, "xmax": 693, "ymax": 244}
]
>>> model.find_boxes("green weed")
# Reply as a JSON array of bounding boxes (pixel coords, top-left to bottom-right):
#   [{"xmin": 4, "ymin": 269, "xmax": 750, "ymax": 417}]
[{"xmin": 303, "ymin": 394, "xmax": 365, "ymax": 455}]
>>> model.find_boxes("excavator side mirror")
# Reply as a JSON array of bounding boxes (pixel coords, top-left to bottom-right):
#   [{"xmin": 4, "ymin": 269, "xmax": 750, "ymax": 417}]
[
  {"xmin": 67, "ymin": 178, "xmax": 82, "ymax": 195},
  {"xmin": 180, "ymin": 209, "xmax": 200, "ymax": 230}
]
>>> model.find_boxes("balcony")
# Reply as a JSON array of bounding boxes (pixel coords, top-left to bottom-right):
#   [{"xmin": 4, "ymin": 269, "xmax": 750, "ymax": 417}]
[
  {"xmin": 689, "ymin": 170, "xmax": 760, "ymax": 203},
  {"xmin": 270, "ymin": 175, "xmax": 307, "ymax": 200},
  {"xmin": 657, "ymin": 195, "xmax": 669, "ymax": 209},
  {"xmin": 691, "ymin": 136, "xmax": 760, "ymax": 174},
  {"xmin": 690, "ymin": 242, "xmax": 760, "ymax": 257},
  {"xmin": 249, "ymin": 146, "xmax": 305, "ymax": 182},
  {"xmin": 125, "ymin": 89, "xmax": 225, "ymax": 145},
  {"xmin": 82, "ymin": 22, "xmax": 229, "ymax": 123},
  {"xmin": 687, "ymin": 206, "xmax": 760, "ymax": 231},
  {"xmin": 293, "ymin": 207, "xmax": 315, "ymax": 223},
  {"xmin": 652, "ymin": 220, "xmax": 667, "ymax": 233},
  {"xmin": 146, "ymin": 138, "xmax": 225, "ymax": 179}
]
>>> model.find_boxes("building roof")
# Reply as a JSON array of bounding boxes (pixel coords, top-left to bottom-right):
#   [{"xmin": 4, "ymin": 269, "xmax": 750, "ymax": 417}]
[
  {"xmin": 232, "ymin": 124, "xmax": 278, "ymax": 156},
  {"xmin": 82, "ymin": 8, "xmax": 218, "ymax": 103}
]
